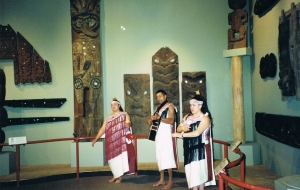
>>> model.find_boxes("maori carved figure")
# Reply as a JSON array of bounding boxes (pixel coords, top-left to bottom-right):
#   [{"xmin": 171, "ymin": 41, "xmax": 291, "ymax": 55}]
[
  {"xmin": 124, "ymin": 74, "xmax": 151, "ymax": 134},
  {"xmin": 228, "ymin": 0, "xmax": 248, "ymax": 49},
  {"xmin": 278, "ymin": 5, "xmax": 298, "ymax": 100},
  {"xmin": 152, "ymin": 47, "xmax": 179, "ymax": 112},
  {"xmin": 0, "ymin": 25, "xmax": 51, "ymax": 85},
  {"xmin": 71, "ymin": 0, "xmax": 103, "ymax": 138},
  {"xmin": 181, "ymin": 72, "xmax": 206, "ymax": 116}
]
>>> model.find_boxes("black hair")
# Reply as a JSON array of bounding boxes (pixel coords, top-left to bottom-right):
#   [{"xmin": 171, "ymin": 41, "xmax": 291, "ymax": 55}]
[
  {"xmin": 156, "ymin": 89, "xmax": 167, "ymax": 96},
  {"xmin": 191, "ymin": 94, "xmax": 213, "ymax": 127},
  {"xmin": 112, "ymin": 98, "xmax": 124, "ymax": 112}
]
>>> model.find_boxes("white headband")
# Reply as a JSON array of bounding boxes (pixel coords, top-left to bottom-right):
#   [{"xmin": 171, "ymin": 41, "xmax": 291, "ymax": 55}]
[
  {"xmin": 111, "ymin": 100, "xmax": 120, "ymax": 105},
  {"xmin": 190, "ymin": 99, "xmax": 203, "ymax": 105}
]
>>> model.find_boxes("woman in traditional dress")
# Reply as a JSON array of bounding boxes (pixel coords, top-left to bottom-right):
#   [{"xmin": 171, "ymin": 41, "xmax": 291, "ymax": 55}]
[
  {"xmin": 172, "ymin": 93, "xmax": 215, "ymax": 190},
  {"xmin": 92, "ymin": 98, "xmax": 136, "ymax": 184}
]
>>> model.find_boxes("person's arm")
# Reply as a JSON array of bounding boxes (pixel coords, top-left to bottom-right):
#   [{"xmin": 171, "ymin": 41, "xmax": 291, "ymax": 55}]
[
  {"xmin": 92, "ymin": 115, "xmax": 108, "ymax": 147},
  {"xmin": 176, "ymin": 114, "xmax": 190, "ymax": 132},
  {"xmin": 125, "ymin": 113, "xmax": 131, "ymax": 128},
  {"xmin": 182, "ymin": 116, "xmax": 210, "ymax": 138},
  {"xmin": 159, "ymin": 105, "xmax": 174, "ymax": 125}
]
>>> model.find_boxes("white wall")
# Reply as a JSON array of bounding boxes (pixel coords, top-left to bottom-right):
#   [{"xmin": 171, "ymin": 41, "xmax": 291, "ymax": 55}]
[
  {"xmin": 0, "ymin": 0, "xmax": 253, "ymax": 165},
  {"xmin": 251, "ymin": 0, "xmax": 300, "ymax": 176}
]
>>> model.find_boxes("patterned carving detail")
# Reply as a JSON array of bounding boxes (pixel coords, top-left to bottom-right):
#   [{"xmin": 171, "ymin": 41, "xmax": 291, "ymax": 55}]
[
  {"xmin": 0, "ymin": 25, "xmax": 52, "ymax": 85},
  {"xmin": 255, "ymin": 112, "xmax": 300, "ymax": 149},
  {"xmin": 181, "ymin": 72, "xmax": 206, "ymax": 116},
  {"xmin": 152, "ymin": 47, "xmax": 179, "ymax": 112},
  {"xmin": 124, "ymin": 74, "xmax": 151, "ymax": 134},
  {"xmin": 278, "ymin": 4, "xmax": 299, "ymax": 100},
  {"xmin": 71, "ymin": 0, "xmax": 103, "ymax": 138},
  {"xmin": 227, "ymin": 0, "xmax": 248, "ymax": 49}
]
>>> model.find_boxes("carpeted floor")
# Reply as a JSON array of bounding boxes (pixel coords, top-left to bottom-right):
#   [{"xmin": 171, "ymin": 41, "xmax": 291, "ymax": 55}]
[{"xmin": 0, "ymin": 162, "xmax": 280, "ymax": 190}]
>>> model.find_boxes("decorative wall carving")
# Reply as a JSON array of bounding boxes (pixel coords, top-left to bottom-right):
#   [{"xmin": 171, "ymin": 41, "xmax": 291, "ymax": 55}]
[
  {"xmin": 0, "ymin": 25, "xmax": 52, "ymax": 85},
  {"xmin": 70, "ymin": 0, "xmax": 103, "ymax": 138},
  {"xmin": 259, "ymin": 53, "xmax": 277, "ymax": 79},
  {"xmin": 227, "ymin": 0, "xmax": 248, "ymax": 49},
  {"xmin": 181, "ymin": 72, "xmax": 206, "ymax": 116},
  {"xmin": 152, "ymin": 47, "xmax": 179, "ymax": 112},
  {"xmin": 255, "ymin": 112, "xmax": 300, "ymax": 149},
  {"xmin": 254, "ymin": 0, "xmax": 279, "ymax": 16},
  {"xmin": 124, "ymin": 74, "xmax": 151, "ymax": 134},
  {"xmin": 278, "ymin": 3, "xmax": 300, "ymax": 100}
]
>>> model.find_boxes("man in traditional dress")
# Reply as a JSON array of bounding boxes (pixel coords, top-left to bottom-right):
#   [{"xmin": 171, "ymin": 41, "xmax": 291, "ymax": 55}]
[
  {"xmin": 147, "ymin": 90, "xmax": 179, "ymax": 189},
  {"xmin": 92, "ymin": 98, "xmax": 136, "ymax": 184}
]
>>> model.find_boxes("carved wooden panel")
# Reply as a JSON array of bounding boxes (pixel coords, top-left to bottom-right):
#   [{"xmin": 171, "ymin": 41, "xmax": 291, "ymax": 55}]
[
  {"xmin": 152, "ymin": 47, "xmax": 179, "ymax": 112},
  {"xmin": 71, "ymin": 0, "xmax": 103, "ymax": 138},
  {"xmin": 228, "ymin": 0, "xmax": 248, "ymax": 49},
  {"xmin": 181, "ymin": 72, "xmax": 206, "ymax": 116},
  {"xmin": 255, "ymin": 112, "xmax": 300, "ymax": 149},
  {"xmin": 0, "ymin": 25, "xmax": 52, "ymax": 85},
  {"xmin": 124, "ymin": 74, "xmax": 150, "ymax": 134},
  {"xmin": 277, "ymin": 3, "xmax": 300, "ymax": 100}
]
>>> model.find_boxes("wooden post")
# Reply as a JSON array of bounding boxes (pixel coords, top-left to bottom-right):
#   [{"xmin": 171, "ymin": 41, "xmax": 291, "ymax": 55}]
[{"xmin": 231, "ymin": 56, "xmax": 245, "ymax": 144}]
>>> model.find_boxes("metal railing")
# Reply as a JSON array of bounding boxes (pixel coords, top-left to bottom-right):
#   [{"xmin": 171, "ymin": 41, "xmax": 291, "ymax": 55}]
[{"xmin": 0, "ymin": 136, "xmax": 274, "ymax": 189}]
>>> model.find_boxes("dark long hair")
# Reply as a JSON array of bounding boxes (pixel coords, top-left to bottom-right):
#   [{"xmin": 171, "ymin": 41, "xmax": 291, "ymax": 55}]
[
  {"xmin": 191, "ymin": 94, "xmax": 213, "ymax": 127},
  {"xmin": 113, "ymin": 98, "xmax": 124, "ymax": 112}
]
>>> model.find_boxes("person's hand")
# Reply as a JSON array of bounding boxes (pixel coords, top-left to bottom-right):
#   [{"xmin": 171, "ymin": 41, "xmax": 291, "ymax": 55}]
[
  {"xmin": 151, "ymin": 114, "xmax": 160, "ymax": 121},
  {"xmin": 92, "ymin": 139, "xmax": 96, "ymax": 147},
  {"xmin": 147, "ymin": 118, "xmax": 152, "ymax": 125},
  {"xmin": 172, "ymin": 133, "xmax": 181, "ymax": 138},
  {"xmin": 181, "ymin": 125, "xmax": 191, "ymax": 132}
]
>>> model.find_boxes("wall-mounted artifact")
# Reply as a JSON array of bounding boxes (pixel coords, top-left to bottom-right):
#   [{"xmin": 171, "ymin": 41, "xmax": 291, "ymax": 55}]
[
  {"xmin": 227, "ymin": 0, "xmax": 248, "ymax": 49},
  {"xmin": 0, "ymin": 25, "xmax": 52, "ymax": 85},
  {"xmin": 181, "ymin": 72, "xmax": 206, "ymax": 116},
  {"xmin": 6, "ymin": 117, "xmax": 69, "ymax": 126},
  {"xmin": 254, "ymin": 0, "xmax": 279, "ymax": 16},
  {"xmin": 152, "ymin": 47, "xmax": 179, "ymax": 112},
  {"xmin": 3, "ymin": 98, "xmax": 67, "ymax": 108},
  {"xmin": 70, "ymin": 0, "xmax": 103, "ymax": 138},
  {"xmin": 255, "ymin": 112, "xmax": 300, "ymax": 149},
  {"xmin": 259, "ymin": 53, "xmax": 277, "ymax": 79},
  {"xmin": 278, "ymin": 3, "xmax": 300, "ymax": 100},
  {"xmin": 124, "ymin": 74, "xmax": 151, "ymax": 134}
]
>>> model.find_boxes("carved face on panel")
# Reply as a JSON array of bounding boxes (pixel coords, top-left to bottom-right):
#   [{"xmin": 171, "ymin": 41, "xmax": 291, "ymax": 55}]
[
  {"xmin": 124, "ymin": 74, "xmax": 151, "ymax": 134},
  {"xmin": 182, "ymin": 72, "xmax": 206, "ymax": 115},
  {"xmin": 152, "ymin": 47, "xmax": 179, "ymax": 109}
]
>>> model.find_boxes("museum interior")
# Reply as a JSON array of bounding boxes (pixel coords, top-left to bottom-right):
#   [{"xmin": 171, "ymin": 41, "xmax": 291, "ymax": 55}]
[{"xmin": 0, "ymin": 0, "xmax": 300, "ymax": 189}]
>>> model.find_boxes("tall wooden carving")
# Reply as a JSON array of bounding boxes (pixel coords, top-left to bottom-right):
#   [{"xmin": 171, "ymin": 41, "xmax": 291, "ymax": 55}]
[
  {"xmin": 181, "ymin": 72, "xmax": 206, "ymax": 116},
  {"xmin": 124, "ymin": 74, "xmax": 151, "ymax": 134},
  {"xmin": 71, "ymin": 0, "xmax": 103, "ymax": 137},
  {"xmin": 152, "ymin": 47, "xmax": 179, "ymax": 112}
]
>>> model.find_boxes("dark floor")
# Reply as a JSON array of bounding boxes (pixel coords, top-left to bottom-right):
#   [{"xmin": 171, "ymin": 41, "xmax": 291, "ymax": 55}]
[{"xmin": 0, "ymin": 171, "xmax": 221, "ymax": 190}]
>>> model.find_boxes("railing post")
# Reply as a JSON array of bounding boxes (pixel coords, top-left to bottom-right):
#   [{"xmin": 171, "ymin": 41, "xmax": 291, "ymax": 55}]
[
  {"xmin": 133, "ymin": 136, "xmax": 138, "ymax": 176},
  {"xmin": 75, "ymin": 138, "xmax": 80, "ymax": 179},
  {"xmin": 218, "ymin": 174, "xmax": 224, "ymax": 190},
  {"xmin": 240, "ymin": 158, "xmax": 245, "ymax": 190},
  {"xmin": 16, "ymin": 145, "xmax": 20, "ymax": 187}
]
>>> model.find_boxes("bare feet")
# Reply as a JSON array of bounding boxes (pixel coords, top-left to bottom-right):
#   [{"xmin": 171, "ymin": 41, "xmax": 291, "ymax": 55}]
[
  {"xmin": 108, "ymin": 177, "xmax": 115, "ymax": 183},
  {"xmin": 115, "ymin": 177, "xmax": 122, "ymax": 184},
  {"xmin": 153, "ymin": 180, "xmax": 165, "ymax": 187},
  {"xmin": 162, "ymin": 182, "xmax": 173, "ymax": 189}
]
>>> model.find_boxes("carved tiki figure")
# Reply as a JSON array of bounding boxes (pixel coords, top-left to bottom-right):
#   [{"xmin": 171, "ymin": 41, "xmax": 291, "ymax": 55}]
[
  {"xmin": 71, "ymin": 0, "xmax": 103, "ymax": 137},
  {"xmin": 181, "ymin": 72, "xmax": 206, "ymax": 116},
  {"xmin": 152, "ymin": 47, "xmax": 179, "ymax": 112},
  {"xmin": 124, "ymin": 74, "xmax": 151, "ymax": 134},
  {"xmin": 228, "ymin": 0, "xmax": 248, "ymax": 49}
]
